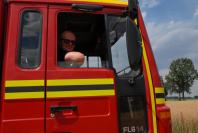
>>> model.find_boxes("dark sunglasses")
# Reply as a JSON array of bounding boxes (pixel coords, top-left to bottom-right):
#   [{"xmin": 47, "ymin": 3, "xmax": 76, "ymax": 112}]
[{"xmin": 61, "ymin": 38, "xmax": 76, "ymax": 45}]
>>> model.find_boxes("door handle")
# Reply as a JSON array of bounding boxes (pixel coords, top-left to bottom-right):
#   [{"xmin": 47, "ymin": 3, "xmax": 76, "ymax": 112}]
[
  {"xmin": 51, "ymin": 106, "xmax": 77, "ymax": 113},
  {"xmin": 50, "ymin": 106, "xmax": 78, "ymax": 117}
]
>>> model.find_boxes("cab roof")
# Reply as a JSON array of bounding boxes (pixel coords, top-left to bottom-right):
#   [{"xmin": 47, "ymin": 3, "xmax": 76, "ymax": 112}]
[
  {"xmin": 8, "ymin": 0, "xmax": 128, "ymax": 8},
  {"xmin": 71, "ymin": 0, "xmax": 127, "ymax": 6}
]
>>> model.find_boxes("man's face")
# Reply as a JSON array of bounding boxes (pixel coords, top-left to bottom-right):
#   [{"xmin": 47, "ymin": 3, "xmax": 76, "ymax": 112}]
[{"xmin": 61, "ymin": 31, "xmax": 76, "ymax": 52}]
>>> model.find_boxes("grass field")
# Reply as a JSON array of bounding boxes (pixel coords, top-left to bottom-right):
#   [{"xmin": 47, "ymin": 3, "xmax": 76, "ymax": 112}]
[{"xmin": 166, "ymin": 100, "xmax": 198, "ymax": 133}]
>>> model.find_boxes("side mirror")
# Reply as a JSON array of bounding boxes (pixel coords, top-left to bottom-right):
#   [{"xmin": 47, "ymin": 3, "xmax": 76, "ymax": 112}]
[{"xmin": 126, "ymin": 17, "xmax": 142, "ymax": 71}]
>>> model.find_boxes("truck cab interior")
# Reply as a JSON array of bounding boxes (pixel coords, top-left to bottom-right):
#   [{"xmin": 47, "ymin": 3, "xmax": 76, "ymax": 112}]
[{"xmin": 57, "ymin": 12, "xmax": 108, "ymax": 68}]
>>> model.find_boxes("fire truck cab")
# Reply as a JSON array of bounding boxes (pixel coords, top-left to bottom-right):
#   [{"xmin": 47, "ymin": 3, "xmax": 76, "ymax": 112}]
[{"xmin": 0, "ymin": 0, "xmax": 172, "ymax": 133}]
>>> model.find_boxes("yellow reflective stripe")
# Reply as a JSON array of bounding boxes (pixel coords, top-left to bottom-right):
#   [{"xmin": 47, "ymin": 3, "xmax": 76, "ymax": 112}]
[
  {"xmin": 156, "ymin": 98, "xmax": 165, "ymax": 105},
  {"xmin": 134, "ymin": 19, "xmax": 138, "ymax": 25},
  {"xmin": 47, "ymin": 90, "xmax": 115, "ymax": 98},
  {"xmin": 47, "ymin": 78, "xmax": 114, "ymax": 86},
  {"xmin": 71, "ymin": 0, "xmax": 127, "ymax": 5},
  {"xmin": 155, "ymin": 87, "xmax": 164, "ymax": 94},
  {"xmin": 142, "ymin": 41, "xmax": 158, "ymax": 133},
  {"xmin": 5, "ymin": 80, "xmax": 44, "ymax": 87},
  {"xmin": 5, "ymin": 92, "xmax": 44, "ymax": 99}
]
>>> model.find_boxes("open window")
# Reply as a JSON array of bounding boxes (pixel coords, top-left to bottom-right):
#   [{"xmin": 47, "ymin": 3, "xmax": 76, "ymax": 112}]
[{"xmin": 57, "ymin": 12, "xmax": 108, "ymax": 68}]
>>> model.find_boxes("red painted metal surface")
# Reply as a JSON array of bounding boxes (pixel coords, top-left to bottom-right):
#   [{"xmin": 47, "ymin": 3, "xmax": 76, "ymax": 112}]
[
  {"xmin": 139, "ymin": 7, "xmax": 172, "ymax": 133},
  {"xmin": 46, "ymin": 6, "xmax": 119, "ymax": 132},
  {"xmin": 0, "ymin": 0, "xmax": 172, "ymax": 132},
  {"xmin": 1, "ymin": 3, "xmax": 48, "ymax": 132},
  {"xmin": 156, "ymin": 106, "xmax": 172, "ymax": 133},
  {"xmin": 142, "ymin": 60, "xmax": 155, "ymax": 133},
  {"xmin": 46, "ymin": 93, "xmax": 119, "ymax": 133},
  {"xmin": 8, "ymin": 0, "xmax": 127, "ymax": 8},
  {"xmin": 0, "ymin": 0, "xmax": 4, "ymax": 131}
]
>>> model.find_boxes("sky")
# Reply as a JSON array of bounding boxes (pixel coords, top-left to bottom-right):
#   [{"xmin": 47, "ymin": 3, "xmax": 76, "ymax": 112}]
[{"xmin": 139, "ymin": 0, "xmax": 198, "ymax": 97}]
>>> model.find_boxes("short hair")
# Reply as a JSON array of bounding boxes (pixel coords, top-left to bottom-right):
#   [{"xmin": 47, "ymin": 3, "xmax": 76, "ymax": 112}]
[{"xmin": 61, "ymin": 30, "xmax": 76, "ymax": 39}]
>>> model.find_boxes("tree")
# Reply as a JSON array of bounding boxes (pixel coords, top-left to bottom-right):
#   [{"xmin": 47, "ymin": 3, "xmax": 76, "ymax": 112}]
[{"xmin": 165, "ymin": 58, "xmax": 198, "ymax": 100}]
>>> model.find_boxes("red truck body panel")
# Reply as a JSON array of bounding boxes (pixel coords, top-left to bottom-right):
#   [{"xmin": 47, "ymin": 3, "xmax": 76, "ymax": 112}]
[
  {"xmin": 0, "ymin": 0, "xmax": 172, "ymax": 133},
  {"xmin": 1, "ymin": 3, "xmax": 47, "ymax": 132}
]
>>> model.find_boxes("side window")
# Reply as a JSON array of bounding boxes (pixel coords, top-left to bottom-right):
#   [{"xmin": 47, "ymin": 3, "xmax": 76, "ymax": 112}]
[
  {"xmin": 18, "ymin": 10, "xmax": 42, "ymax": 68},
  {"xmin": 109, "ymin": 16, "xmax": 131, "ymax": 77},
  {"xmin": 111, "ymin": 34, "xmax": 130, "ymax": 75},
  {"xmin": 57, "ymin": 12, "xmax": 108, "ymax": 68}
]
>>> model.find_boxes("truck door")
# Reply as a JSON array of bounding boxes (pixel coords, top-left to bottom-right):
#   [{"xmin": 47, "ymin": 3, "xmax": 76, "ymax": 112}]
[
  {"xmin": 2, "ymin": 3, "xmax": 47, "ymax": 132},
  {"xmin": 108, "ymin": 15, "xmax": 148, "ymax": 133},
  {"xmin": 45, "ymin": 5, "xmax": 119, "ymax": 133}
]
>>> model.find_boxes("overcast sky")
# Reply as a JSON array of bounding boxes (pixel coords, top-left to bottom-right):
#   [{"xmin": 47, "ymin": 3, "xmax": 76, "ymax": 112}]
[{"xmin": 139, "ymin": 0, "xmax": 198, "ymax": 96}]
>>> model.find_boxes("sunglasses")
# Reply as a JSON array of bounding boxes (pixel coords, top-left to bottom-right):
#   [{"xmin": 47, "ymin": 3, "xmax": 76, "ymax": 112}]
[{"xmin": 61, "ymin": 38, "xmax": 76, "ymax": 45}]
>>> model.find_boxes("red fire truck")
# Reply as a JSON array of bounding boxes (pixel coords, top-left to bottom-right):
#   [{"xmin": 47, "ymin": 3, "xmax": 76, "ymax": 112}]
[{"xmin": 0, "ymin": 0, "xmax": 172, "ymax": 132}]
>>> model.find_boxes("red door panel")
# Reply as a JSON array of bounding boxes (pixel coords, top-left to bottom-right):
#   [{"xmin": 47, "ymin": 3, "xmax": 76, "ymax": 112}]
[
  {"xmin": 1, "ymin": 3, "xmax": 47, "ymax": 133},
  {"xmin": 46, "ymin": 6, "xmax": 119, "ymax": 133},
  {"xmin": 46, "ymin": 70, "xmax": 119, "ymax": 133}
]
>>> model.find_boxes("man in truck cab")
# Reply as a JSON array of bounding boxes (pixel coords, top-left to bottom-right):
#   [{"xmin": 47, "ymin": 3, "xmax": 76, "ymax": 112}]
[{"xmin": 58, "ymin": 30, "xmax": 85, "ymax": 67}]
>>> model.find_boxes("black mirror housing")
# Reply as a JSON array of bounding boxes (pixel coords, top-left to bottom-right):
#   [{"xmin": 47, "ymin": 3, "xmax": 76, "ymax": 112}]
[{"xmin": 126, "ymin": 17, "xmax": 142, "ymax": 71}]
